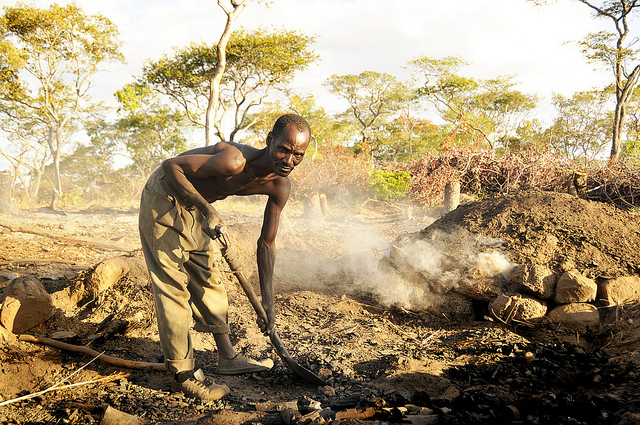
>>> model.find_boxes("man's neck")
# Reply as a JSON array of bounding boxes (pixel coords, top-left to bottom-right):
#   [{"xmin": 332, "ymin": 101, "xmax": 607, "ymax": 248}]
[{"xmin": 245, "ymin": 148, "xmax": 272, "ymax": 178}]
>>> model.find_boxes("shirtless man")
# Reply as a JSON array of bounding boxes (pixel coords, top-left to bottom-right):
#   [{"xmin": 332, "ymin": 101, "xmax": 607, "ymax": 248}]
[{"xmin": 139, "ymin": 114, "xmax": 311, "ymax": 401}]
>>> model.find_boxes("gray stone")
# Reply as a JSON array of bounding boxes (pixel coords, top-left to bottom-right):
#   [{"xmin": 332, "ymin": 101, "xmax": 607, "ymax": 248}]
[
  {"xmin": 548, "ymin": 303, "xmax": 599, "ymax": 327},
  {"xmin": 508, "ymin": 264, "xmax": 556, "ymax": 299},
  {"xmin": 598, "ymin": 276, "xmax": 640, "ymax": 306},
  {"xmin": 454, "ymin": 276, "xmax": 505, "ymax": 302},
  {"xmin": 555, "ymin": 270, "xmax": 597, "ymax": 304},
  {"xmin": 0, "ymin": 276, "xmax": 55, "ymax": 333},
  {"xmin": 489, "ymin": 294, "xmax": 548, "ymax": 323}
]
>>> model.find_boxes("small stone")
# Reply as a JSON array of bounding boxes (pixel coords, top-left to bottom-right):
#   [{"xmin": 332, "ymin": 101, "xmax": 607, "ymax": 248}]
[
  {"xmin": 317, "ymin": 367, "xmax": 332, "ymax": 380},
  {"xmin": 524, "ymin": 352, "xmax": 535, "ymax": 363},
  {"xmin": 321, "ymin": 385, "xmax": 336, "ymax": 397}
]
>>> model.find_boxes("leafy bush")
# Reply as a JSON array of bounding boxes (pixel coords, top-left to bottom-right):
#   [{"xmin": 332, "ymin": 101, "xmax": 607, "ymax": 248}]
[{"xmin": 367, "ymin": 169, "xmax": 411, "ymax": 202}]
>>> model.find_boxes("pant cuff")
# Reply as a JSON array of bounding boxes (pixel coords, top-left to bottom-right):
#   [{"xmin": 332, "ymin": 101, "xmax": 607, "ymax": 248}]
[{"xmin": 166, "ymin": 358, "xmax": 195, "ymax": 373}]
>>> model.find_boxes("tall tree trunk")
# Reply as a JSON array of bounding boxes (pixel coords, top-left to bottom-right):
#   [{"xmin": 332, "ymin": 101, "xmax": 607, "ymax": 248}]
[
  {"xmin": 47, "ymin": 127, "xmax": 63, "ymax": 210},
  {"xmin": 205, "ymin": 0, "xmax": 247, "ymax": 146},
  {"xmin": 611, "ymin": 101, "xmax": 625, "ymax": 161},
  {"xmin": 610, "ymin": 64, "xmax": 640, "ymax": 161},
  {"xmin": 0, "ymin": 171, "xmax": 16, "ymax": 213}
]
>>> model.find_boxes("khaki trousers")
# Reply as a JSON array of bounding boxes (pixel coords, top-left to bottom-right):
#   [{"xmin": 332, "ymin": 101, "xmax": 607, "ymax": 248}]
[{"xmin": 139, "ymin": 167, "xmax": 229, "ymax": 373}]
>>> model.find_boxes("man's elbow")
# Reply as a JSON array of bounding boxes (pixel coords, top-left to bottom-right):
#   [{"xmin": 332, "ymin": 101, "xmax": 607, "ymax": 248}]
[
  {"xmin": 257, "ymin": 237, "xmax": 276, "ymax": 252},
  {"xmin": 161, "ymin": 158, "xmax": 176, "ymax": 174}
]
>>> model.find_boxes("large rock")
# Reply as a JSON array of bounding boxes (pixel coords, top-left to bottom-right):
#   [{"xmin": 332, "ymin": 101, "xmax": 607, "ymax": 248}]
[
  {"xmin": 508, "ymin": 264, "xmax": 556, "ymax": 300},
  {"xmin": 548, "ymin": 303, "xmax": 599, "ymax": 327},
  {"xmin": 489, "ymin": 294, "xmax": 548, "ymax": 323},
  {"xmin": 454, "ymin": 276, "xmax": 505, "ymax": 302},
  {"xmin": 0, "ymin": 276, "xmax": 55, "ymax": 334},
  {"xmin": 555, "ymin": 270, "xmax": 597, "ymax": 304},
  {"xmin": 598, "ymin": 276, "xmax": 640, "ymax": 306},
  {"xmin": 0, "ymin": 323, "xmax": 17, "ymax": 346}
]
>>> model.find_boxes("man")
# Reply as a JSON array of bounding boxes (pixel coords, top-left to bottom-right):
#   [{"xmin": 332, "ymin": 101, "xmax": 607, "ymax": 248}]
[{"xmin": 139, "ymin": 114, "xmax": 311, "ymax": 401}]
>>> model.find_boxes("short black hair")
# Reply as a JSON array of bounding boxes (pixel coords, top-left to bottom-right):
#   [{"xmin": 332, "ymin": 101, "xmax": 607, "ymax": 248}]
[{"xmin": 271, "ymin": 114, "xmax": 311, "ymax": 139}]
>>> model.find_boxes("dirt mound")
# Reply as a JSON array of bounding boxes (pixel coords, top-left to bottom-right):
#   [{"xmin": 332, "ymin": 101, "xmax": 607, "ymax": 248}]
[{"xmin": 423, "ymin": 190, "xmax": 640, "ymax": 279}]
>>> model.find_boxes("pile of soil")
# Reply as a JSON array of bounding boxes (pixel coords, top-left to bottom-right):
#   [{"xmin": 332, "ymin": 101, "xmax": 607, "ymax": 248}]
[
  {"xmin": 424, "ymin": 190, "xmax": 640, "ymax": 278},
  {"xmin": 0, "ymin": 192, "xmax": 639, "ymax": 424}
]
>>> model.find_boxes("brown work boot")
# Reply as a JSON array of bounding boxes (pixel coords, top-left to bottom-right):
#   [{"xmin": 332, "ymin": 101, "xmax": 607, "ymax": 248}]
[{"xmin": 171, "ymin": 369, "xmax": 229, "ymax": 401}]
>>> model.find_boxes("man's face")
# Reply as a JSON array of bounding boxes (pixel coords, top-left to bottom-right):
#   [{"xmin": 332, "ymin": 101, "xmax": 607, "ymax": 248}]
[{"xmin": 267, "ymin": 123, "xmax": 310, "ymax": 177}]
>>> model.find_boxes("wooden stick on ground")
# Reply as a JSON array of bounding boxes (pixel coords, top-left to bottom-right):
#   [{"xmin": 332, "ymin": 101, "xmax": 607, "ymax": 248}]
[
  {"xmin": 19, "ymin": 334, "xmax": 167, "ymax": 371},
  {"xmin": 0, "ymin": 350, "xmax": 125, "ymax": 407},
  {"xmin": 0, "ymin": 219, "xmax": 139, "ymax": 252},
  {"xmin": 0, "ymin": 258, "xmax": 85, "ymax": 266}
]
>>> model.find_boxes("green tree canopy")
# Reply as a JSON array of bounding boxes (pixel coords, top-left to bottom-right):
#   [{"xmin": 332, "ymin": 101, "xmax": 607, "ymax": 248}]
[
  {"xmin": 410, "ymin": 55, "xmax": 538, "ymax": 150},
  {"xmin": 97, "ymin": 83, "xmax": 192, "ymax": 179},
  {"xmin": 324, "ymin": 71, "xmax": 404, "ymax": 157},
  {"xmin": 550, "ymin": 88, "xmax": 612, "ymax": 163},
  {"xmin": 142, "ymin": 28, "xmax": 318, "ymax": 144},
  {"xmin": 0, "ymin": 2, "xmax": 123, "ymax": 207}
]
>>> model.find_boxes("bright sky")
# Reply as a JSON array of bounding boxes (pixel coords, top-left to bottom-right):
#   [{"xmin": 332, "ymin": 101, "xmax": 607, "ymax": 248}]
[{"xmin": 4, "ymin": 0, "xmax": 625, "ymax": 135}]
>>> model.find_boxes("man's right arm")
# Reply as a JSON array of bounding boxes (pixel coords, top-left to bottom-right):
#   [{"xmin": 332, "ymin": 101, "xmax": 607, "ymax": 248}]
[{"xmin": 161, "ymin": 143, "xmax": 245, "ymax": 237}]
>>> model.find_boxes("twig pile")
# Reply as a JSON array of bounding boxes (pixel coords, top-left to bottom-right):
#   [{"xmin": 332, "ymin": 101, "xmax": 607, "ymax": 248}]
[
  {"xmin": 409, "ymin": 147, "xmax": 640, "ymax": 209},
  {"xmin": 292, "ymin": 145, "xmax": 370, "ymax": 200},
  {"xmin": 585, "ymin": 161, "xmax": 640, "ymax": 209}
]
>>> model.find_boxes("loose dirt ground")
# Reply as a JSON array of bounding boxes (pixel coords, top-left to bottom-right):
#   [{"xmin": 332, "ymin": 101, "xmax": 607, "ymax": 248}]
[{"xmin": 1, "ymin": 192, "xmax": 639, "ymax": 425}]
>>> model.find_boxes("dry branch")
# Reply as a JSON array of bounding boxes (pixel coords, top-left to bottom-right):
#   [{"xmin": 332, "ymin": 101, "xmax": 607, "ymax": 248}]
[
  {"xmin": 0, "ymin": 258, "xmax": 84, "ymax": 266},
  {"xmin": 0, "ymin": 219, "xmax": 139, "ymax": 252},
  {"xmin": 19, "ymin": 334, "xmax": 166, "ymax": 371},
  {"xmin": 0, "ymin": 350, "xmax": 126, "ymax": 407},
  {"xmin": 409, "ymin": 148, "xmax": 640, "ymax": 209}
]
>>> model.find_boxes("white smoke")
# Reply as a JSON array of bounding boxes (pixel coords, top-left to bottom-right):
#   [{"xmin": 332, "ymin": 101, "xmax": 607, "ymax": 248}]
[{"xmin": 275, "ymin": 211, "xmax": 515, "ymax": 311}]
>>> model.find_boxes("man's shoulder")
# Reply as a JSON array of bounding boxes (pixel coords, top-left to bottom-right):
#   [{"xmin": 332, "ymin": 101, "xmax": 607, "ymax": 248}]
[{"xmin": 222, "ymin": 141, "xmax": 262, "ymax": 160}]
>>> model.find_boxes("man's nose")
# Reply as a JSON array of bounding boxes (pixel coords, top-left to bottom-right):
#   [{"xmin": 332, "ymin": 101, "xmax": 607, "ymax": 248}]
[{"xmin": 283, "ymin": 154, "xmax": 294, "ymax": 165}]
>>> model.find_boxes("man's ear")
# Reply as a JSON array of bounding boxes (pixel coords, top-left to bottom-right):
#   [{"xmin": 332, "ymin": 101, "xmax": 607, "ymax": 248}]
[{"xmin": 266, "ymin": 132, "xmax": 273, "ymax": 147}]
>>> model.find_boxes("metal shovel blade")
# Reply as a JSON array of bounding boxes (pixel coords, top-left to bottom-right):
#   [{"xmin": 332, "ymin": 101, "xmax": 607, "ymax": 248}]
[
  {"xmin": 221, "ymin": 245, "xmax": 326, "ymax": 386},
  {"xmin": 268, "ymin": 330, "xmax": 327, "ymax": 386}
]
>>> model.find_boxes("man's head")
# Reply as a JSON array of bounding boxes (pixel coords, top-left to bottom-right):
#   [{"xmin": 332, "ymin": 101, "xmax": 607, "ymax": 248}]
[
  {"xmin": 266, "ymin": 114, "xmax": 311, "ymax": 177},
  {"xmin": 270, "ymin": 114, "xmax": 311, "ymax": 141}
]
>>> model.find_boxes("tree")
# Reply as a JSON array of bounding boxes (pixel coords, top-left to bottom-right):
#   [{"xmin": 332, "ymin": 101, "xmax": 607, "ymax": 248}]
[
  {"xmin": 324, "ymin": 71, "xmax": 403, "ymax": 158},
  {"xmin": 577, "ymin": 0, "xmax": 640, "ymax": 161},
  {"xmin": 92, "ymin": 83, "xmax": 193, "ymax": 180},
  {"xmin": 410, "ymin": 56, "xmax": 538, "ymax": 150},
  {"xmin": 549, "ymin": 88, "xmax": 612, "ymax": 163},
  {"xmin": 369, "ymin": 79, "xmax": 441, "ymax": 161},
  {"xmin": 0, "ymin": 3, "xmax": 123, "ymax": 208},
  {"xmin": 143, "ymin": 28, "xmax": 317, "ymax": 144},
  {"xmin": 208, "ymin": 0, "xmax": 249, "ymax": 146},
  {"xmin": 621, "ymin": 85, "xmax": 640, "ymax": 162},
  {"xmin": 0, "ymin": 113, "xmax": 51, "ymax": 204},
  {"xmin": 531, "ymin": 0, "xmax": 640, "ymax": 159},
  {"xmin": 370, "ymin": 117, "xmax": 441, "ymax": 161},
  {"xmin": 242, "ymin": 93, "xmax": 349, "ymax": 159}
]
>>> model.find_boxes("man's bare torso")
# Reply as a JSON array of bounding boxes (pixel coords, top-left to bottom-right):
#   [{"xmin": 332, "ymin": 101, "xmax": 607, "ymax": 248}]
[{"xmin": 178, "ymin": 143, "xmax": 284, "ymax": 203}]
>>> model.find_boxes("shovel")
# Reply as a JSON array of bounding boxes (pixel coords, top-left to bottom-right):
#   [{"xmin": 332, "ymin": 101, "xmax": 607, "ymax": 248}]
[{"xmin": 215, "ymin": 227, "xmax": 326, "ymax": 386}]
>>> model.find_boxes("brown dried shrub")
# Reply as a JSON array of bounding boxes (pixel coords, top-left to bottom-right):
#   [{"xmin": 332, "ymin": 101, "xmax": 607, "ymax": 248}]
[
  {"xmin": 409, "ymin": 147, "xmax": 640, "ymax": 209},
  {"xmin": 291, "ymin": 145, "xmax": 370, "ymax": 203}
]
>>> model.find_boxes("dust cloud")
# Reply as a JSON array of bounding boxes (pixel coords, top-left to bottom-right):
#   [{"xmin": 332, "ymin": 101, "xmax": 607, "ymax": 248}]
[
  {"xmin": 277, "ymin": 219, "xmax": 516, "ymax": 312},
  {"xmin": 371, "ymin": 228, "xmax": 516, "ymax": 310}
]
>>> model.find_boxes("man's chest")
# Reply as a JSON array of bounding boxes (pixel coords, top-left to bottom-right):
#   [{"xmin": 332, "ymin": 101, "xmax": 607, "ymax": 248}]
[{"xmin": 192, "ymin": 174, "xmax": 275, "ymax": 201}]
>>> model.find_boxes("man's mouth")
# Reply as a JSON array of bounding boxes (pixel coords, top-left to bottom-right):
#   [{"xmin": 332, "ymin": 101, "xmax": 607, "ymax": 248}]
[{"xmin": 275, "ymin": 163, "xmax": 293, "ymax": 174}]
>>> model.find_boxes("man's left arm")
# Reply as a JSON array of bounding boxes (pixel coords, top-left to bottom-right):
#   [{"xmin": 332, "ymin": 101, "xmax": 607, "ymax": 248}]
[{"xmin": 256, "ymin": 179, "xmax": 290, "ymax": 334}]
